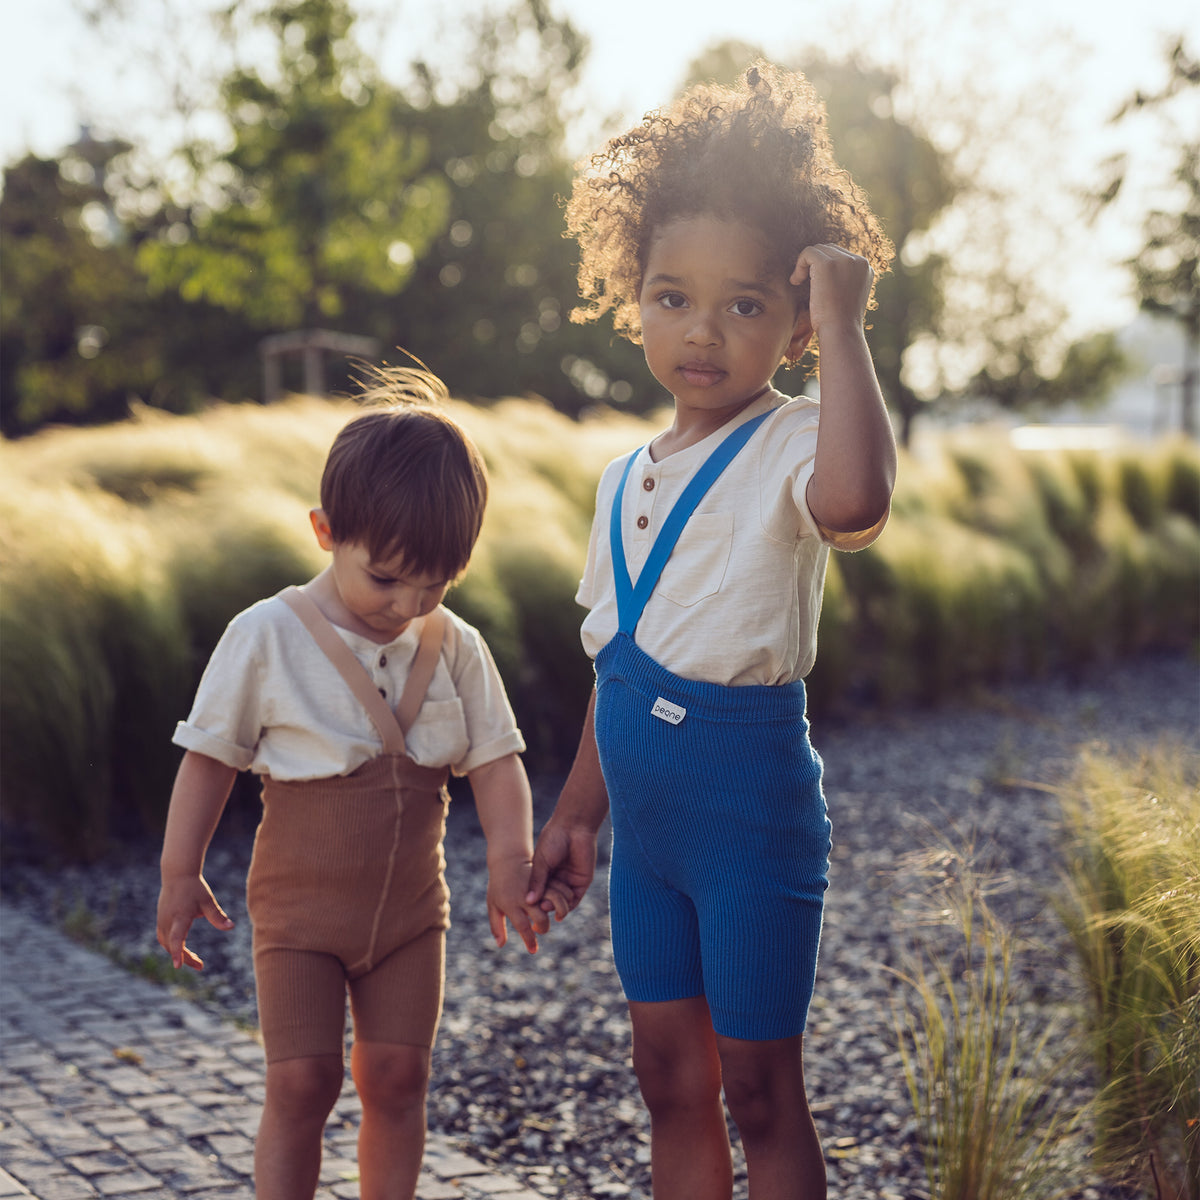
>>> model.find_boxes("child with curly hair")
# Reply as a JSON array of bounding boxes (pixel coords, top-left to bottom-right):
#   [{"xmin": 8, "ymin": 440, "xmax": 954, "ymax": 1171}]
[{"xmin": 527, "ymin": 63, "xmax": 896, "ymax": 1199}]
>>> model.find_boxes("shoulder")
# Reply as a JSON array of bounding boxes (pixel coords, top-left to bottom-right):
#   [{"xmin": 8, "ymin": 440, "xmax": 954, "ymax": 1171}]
[
  {"xmin": 207, "ymin": 592, "xmax": 313, "ymax": 674},
  {"xmin": 760, "ymin": 388, "xmax": 821, "ymax": 435},
  {"xmin": 221, "ymin": 592, "xmax": 303, "ymax": 645},
  {"xmin": 438, "ymin": 604, "xmax": 492, "ymax": 666},
  {"xmin": 594, "ymin": 446, "xmax": 643, "ymax": 506}
]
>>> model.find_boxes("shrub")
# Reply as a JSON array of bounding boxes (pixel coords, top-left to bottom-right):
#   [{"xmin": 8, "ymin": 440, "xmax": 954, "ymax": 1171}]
[
  {"xmin": 1055, "ymin": 744, "xmax": 1200, "ymax": 1200},
  {"xmin": 893, "ymin": 839, "xmax": 1077, "ymax": 1200},
  {"xmin": 2, "ymin": 401, "xmax": 1197, "ymax": 858}
]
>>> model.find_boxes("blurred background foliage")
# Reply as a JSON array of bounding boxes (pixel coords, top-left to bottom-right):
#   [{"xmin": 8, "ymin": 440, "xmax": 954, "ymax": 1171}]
[
  {"xmin": 2, "ymin": 0, "xmax": 1195, "ymax": 439},
  {"xmin": 1, "ymin": 0, "xmax": 1197, "ymax": 860},
  {"xmin": 1, "ymin": 396, "xmax": 1197, "ymax": 859}
]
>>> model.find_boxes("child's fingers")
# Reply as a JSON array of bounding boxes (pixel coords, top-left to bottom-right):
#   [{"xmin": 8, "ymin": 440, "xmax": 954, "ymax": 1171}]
[
  {"xmin": 488, "ymin": 903, "xmax": 509, "ymax": 949},
  {"xmin": 494, "ymin": 900, "xmax": 540, "ymax": 955},
  {"xmin": 179, "ymin": 945, "xmax": 205, "ymax": 971},
  {"xmin": 540, "ymin": 883, "xmax": 573, "ymax": 923},
  {"xmin": 526, "ymin": 902, "xmax": 551, "ymax": 936},
  {"xmin": 157, "ymin": 916, "xmax": 186, "ymax": 969},
  {"xmin": 512, "ymin": 911, "xmax": 540, "ymax": 955},
  {"xmin": 201, "ymin": 895, "xmax": 234, "ymax": 931}
]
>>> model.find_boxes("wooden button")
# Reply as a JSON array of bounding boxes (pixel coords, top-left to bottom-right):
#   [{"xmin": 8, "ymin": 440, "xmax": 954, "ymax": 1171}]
[
  {"xmin": 636, "ymin": 515, "xmax": 649, "ymax": 529},
  {"xmin": 643, "ymin": 477, "xmax": 655, "ymax": 491}
]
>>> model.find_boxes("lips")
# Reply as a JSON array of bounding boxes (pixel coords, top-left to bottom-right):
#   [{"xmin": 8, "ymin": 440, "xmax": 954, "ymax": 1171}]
[{"xmin": 678, "ymin": 361, "xmax": 726, "ymax": 386}]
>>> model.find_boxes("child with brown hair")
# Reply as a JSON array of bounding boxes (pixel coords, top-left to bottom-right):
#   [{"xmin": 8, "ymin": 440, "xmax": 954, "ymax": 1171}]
[
  {"xmin": 527, "ymin": 63, "xmax": 897, "ymax": 1199},
  {"xmin": 156, "ymin": 368, "xmax": 547, "ymax": 1200}
]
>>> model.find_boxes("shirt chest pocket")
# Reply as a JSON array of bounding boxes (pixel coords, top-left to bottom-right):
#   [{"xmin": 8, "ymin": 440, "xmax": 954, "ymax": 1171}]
[
  {"xmin": 654, "ymin": 513, "xmax": 734, "ymax": 608},
  {"xmin": 406, "ymin": 698, "xmax": 469, "ymax": 768}
]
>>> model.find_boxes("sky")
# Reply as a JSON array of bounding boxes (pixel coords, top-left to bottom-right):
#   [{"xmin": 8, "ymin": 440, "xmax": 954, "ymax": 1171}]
[{"xmin": 2, "ymin": 0, "xmax": 1197, "ymax": 339}]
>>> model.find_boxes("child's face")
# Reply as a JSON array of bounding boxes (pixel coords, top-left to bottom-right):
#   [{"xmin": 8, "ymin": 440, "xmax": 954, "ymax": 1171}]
[
  {"xmin": 638, "ymin": 215, "xmax": 811, "ymax": 418},
  {"xmin": 311, "ymin": 510, "xmax": 452, "ymax": 643}
]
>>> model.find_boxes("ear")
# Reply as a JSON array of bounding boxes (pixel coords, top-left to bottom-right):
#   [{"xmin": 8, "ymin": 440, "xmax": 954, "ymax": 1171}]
[
  {"xmin": 785, "ymin": 310, "xmax": 814, "ymax": 364},
  {"xmin": 310, "ymin": 508, "xmax": 335, "ymax": 551}
]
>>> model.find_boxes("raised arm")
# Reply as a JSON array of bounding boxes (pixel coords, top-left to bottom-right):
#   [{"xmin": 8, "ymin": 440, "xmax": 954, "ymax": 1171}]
[
  {"xmin": 156, "ymin": 750, "xmax": 238, "ymax": 970},
  {"xmin": 526, "ymin": 688, "xmax": 610, "ymax": 920},
  {"xmin": 792, "ymin": 244, "xmax": 897, "ymax": 534}
]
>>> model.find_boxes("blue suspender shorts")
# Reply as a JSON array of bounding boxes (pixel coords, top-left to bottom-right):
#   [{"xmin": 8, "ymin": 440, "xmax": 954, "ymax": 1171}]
[{"xmin": 595, "ymin": 415, "xmax": 832, "ymax": 1041}]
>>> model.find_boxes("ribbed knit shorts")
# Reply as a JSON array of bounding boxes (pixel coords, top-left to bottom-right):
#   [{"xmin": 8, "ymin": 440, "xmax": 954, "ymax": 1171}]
[
  {"xmin": 595, "ymin": 633, "xmax": 831, "ymax": 1041},
  {"xmin": 246, "ymin": 755, "xmax": 451, "ymax": 1063}
]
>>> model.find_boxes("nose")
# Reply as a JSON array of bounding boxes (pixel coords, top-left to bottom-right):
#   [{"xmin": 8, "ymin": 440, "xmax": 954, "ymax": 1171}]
[
  {"xmin": 391, "ymin": 587, "xmax": 429, "ymax": 621},
  {"xmin": 685, "ymin": 309, "xmax": 722, "ymax": 346}
]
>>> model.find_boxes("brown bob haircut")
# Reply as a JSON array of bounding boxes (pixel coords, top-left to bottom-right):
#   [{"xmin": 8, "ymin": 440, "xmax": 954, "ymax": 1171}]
[{"xmin": 319, "ymin": 367, "xmax": 488, "ymax": 578}]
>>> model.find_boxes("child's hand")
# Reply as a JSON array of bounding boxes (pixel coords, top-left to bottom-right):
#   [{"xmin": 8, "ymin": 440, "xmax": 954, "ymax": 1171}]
[
  {"xmin": 156, "ymin": 874, "xmax": 234, "ymax": 970},
  {"xmin": 790, "ymin": 243, "xmax": 874, "ymax": 336},
  {"xmin": 486, "ymin": 853, "xmax": 550, "ymax": 955}
]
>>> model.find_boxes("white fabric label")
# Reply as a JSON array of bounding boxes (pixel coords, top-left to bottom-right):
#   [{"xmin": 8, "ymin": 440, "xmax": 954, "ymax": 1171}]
[{"xmin": 651, "ymin": 696, "xmax": 686, "ymax": 725}]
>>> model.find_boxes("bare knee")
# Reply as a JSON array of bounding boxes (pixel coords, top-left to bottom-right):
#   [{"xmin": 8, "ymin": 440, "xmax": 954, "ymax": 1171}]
[
  {"xmin": 719, "ymin": 1036, "xmax": 809, "ymax": 1142},
  {"xmin": 352, "ymin": 1042, "xmax": 431, "ymax": 1118},
  {"xmin": 264, "ymin": 1054, "xmax": 344, "ymax": 1125},
  {"xmin": 630, "ymin": 1000, "xmax": 722, "ymax": 1117}
]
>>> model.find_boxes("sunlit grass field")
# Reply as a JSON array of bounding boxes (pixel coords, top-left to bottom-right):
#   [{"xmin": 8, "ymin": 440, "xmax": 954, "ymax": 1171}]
[{"xmin": 2, "ymin": 394, "xmax": 1197, "ymax": 857}]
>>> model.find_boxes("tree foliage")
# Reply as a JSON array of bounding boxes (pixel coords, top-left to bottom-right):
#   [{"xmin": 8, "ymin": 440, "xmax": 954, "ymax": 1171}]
[
  {"xmin": 370, "ymin": 0, "xmax": 646, "ymax": 410},
  {"xmin": 1, "ymin": 2, "xmax": 1151, "ymax": 437},
  {"xmin": 1097, "ymin": 37, "xmax": 1199, "ymax": 434},
  {"xmin": 137, "ymin": 0, "xmax": 449, "ymax": 328}
]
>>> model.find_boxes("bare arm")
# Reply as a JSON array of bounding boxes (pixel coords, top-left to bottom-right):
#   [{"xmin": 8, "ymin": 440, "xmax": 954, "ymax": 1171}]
[
  {"xmin": 156, "ymin": 750, "xmax": 238, "ymax": 970},
  {"xmin": 468, "ymin": 752, "xmax": 547, "ymax": 954},
  {"xmin": 792, "ymin": 244, "xmax": 897, "ymax": 534},
  {"xmin": 526, "ymin": 689, "xmax": 610, "ymax": 919}
]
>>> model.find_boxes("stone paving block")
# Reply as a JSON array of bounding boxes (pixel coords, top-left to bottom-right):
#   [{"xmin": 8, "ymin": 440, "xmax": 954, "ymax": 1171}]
[
  {"xmin": 135, "ymin": 1146, "xmax": 234, "ymax": 1191},
  {"xmin": 19, "ymin": 1176, "xmax": 99, "ymax": 1200},
  {"xmin": 0, "ymin": 1085, "xmax": 43, "ymax": 1109},
  {"xmin": 458, "ymin": 1178, "xmax": 539, "ymax": 1196},
  {"xmin": 0, "ymin": 1167, "xmax": 31, "ymax": 1197},
  {"xmin": 4, "ymin": 1146, "xmax": 60, "ymax": 1177},
  {"xmin": 65, "ymin": 1149, "xmax": 138, "ymax": 1176},
  {"xmin": 426, "ymin": 1149, "xmax": 493, "ymax": 1179},
  {"xmin": 113, "ymin": 1129, "xmax": 180, "ymax": 1154},
  {"xmin": 202, "ymin": 1133, "xmax": 254, "ymax": 1158},
  {"xmin": 91, "ymin": 1169, "xmax": 167, "ymax": 1196},
  {"xmin": 92, "ymin": 1115, "xmax": 154, "ymax": 1137},
  {"xmin": 415, "ymin": 1181, "xmax": 465, "ymax": 1200}
]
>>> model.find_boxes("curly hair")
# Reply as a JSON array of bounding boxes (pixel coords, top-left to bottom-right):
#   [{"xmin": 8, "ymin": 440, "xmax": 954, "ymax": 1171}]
[{"xmin": 565, "ymin": 61, "xmax": 894, "ymax": 345}]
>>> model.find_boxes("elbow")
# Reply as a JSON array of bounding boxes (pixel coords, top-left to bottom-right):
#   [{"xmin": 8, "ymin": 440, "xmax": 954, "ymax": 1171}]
[{"xmin": 813, "ymin": 477, "xmax": 894, "ymax": 535}]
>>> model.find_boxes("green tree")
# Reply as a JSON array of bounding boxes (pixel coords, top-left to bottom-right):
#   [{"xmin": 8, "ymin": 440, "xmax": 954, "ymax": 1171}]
[
  {"xmin": 137, "ymin": 0, "xmax": 449, "ymax": 331},
  {"xmin": 379, "ymin": 0, "xmax": 646, "ymax": 412},
  {"xmin": 0, "ymin": 138, "xmax": 181, "ymax": 436},
  {"xmin": 1097, "ymin": 37, "xmax": 1199, "ymax": 435}
]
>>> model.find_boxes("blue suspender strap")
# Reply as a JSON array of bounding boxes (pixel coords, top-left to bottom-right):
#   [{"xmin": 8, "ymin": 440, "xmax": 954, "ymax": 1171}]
[{"xmin": 611, "ymin": 409, "xmax": 772, "ymax": 635}]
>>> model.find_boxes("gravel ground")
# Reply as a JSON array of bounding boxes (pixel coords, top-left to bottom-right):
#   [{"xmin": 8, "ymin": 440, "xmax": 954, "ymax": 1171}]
[{"xmin": 3, "ymin": 649, "xmax": 1197, "ymax": 1199}]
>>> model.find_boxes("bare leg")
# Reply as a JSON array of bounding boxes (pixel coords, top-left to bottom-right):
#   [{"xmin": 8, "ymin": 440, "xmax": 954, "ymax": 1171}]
[
  {"xmin": 717, "ymin": 1033, "xmax": 825, "ymax": 1200},
  {"xmin": 255, "ymin": 1053, "xmax": 344, "ymax": 1200},
  {"xmin": 629, "ymin": 998, "xmax": 733, "ymax": 1200},
  {"xmin": 352, "ymin": 1040, "xmax": 432, "ymax": 1200}
]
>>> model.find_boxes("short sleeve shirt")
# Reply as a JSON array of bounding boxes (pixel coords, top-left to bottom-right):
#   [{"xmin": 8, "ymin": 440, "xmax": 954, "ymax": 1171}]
[
  {"xmin": 173, "ymin": 597, "xmax": 525, "ymax": 779},
  {"xmin": 577, "ymin": 388, "xmax": 882, "ymax": 686}
]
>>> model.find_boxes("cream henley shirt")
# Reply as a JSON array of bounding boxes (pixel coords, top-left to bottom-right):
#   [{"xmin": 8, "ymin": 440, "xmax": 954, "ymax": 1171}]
[
  {"xmin": 173, "ymin": 598, "xmax": 525, "ymax": 780},
  {"xmin": 577, "ymin": 387, "xmax": 884, "ymax": 686}
]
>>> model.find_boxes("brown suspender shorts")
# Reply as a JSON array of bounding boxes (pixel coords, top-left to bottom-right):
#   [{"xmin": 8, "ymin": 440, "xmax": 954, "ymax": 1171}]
[{"xmin": 246, "ymin": 588, "xmax": 452, "ymax": 1063}]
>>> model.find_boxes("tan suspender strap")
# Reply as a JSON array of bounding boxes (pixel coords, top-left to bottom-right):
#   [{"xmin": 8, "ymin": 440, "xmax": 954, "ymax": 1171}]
[
  {"xmin": 278, "ymin": 586, "xmax": 408, "ymax": 756},
  {"xmin": 395, "ymin": 606, "xmax": 446, "ymax": 735}
]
